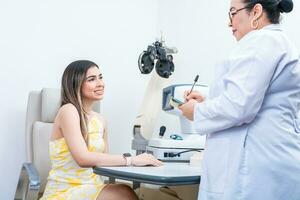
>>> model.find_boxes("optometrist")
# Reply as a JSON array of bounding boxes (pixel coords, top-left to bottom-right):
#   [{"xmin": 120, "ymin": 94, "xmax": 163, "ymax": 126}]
[{"xmin": 179, "ymin": 0, "xmax": 300, "ymax": 200}]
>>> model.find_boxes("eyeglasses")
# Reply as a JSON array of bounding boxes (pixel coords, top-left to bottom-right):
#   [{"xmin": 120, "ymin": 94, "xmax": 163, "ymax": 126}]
[{"xmin": 228, "ymin": 6, "xmax": 249, "ymax": 24}]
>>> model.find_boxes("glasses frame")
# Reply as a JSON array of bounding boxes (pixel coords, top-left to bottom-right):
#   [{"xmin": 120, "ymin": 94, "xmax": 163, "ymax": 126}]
[{"xmin": 228, "ymin": 5, "xmax": 251, "ymax": 24}]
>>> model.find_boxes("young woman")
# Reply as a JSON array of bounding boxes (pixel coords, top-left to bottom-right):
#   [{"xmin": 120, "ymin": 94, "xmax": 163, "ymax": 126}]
[
  {"xmin": 180, "ymin": 0, "xmax": 300, "ymax": 200},
  {"xmin": 40, "ymin": 60, "xmax": 162, "ymax": 200}
]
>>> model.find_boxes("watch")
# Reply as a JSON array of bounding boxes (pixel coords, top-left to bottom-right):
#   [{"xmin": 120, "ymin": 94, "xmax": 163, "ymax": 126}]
[{"xmin": 122, "ymin": 153, "xmax": 132, "ymax": 166}]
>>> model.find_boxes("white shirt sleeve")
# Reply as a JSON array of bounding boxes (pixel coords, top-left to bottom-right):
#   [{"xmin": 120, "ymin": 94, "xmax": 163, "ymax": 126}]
[{"xmin": 194, "ymin": 31, "xmax": 286, "ymax": 135}]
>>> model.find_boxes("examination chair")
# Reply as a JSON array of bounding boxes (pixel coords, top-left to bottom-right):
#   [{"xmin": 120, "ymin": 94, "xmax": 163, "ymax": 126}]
[{"xmin": 14, "ymin": 88, "xmax": 100, "ymax": 200}]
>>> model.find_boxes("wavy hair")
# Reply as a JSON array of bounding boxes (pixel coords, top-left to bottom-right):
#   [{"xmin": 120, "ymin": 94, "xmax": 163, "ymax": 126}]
[{"xmin": 61, "ymin": 60, "xmax": 99, "ymax": 143}]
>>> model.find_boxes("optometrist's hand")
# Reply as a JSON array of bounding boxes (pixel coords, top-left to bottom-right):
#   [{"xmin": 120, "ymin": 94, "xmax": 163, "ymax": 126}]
[
  {"xmin": 184, "ymin": 90, "xmax": 205, "ymax": 103},
  {"xmin": 179, "ymin": 99, "xmax": 198, "ymax": 121},
  {"xmin": 132, "ymin": 153, "xmax": 163, "ymax": 167}
]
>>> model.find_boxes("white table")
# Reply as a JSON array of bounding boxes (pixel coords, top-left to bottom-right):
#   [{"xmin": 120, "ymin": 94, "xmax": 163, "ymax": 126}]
[{"xmin": 93, "ymin": 162, "xmax": 201, "ymax": 189}]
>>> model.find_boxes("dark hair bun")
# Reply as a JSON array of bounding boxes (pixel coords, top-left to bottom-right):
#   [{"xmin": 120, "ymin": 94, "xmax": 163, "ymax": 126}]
[{"xmin": 278, "ymin": 0, "xmax": 293, "ymax": 13}]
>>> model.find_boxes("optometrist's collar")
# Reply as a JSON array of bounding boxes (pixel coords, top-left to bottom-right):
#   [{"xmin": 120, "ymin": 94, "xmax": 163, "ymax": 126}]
[
  {"xmin": 261, "ymin": 23, "xmax": 282, "ymax": 31},
  {"xmin": 238, "ymin": 23, "xmax": 282, "ymax": 44}
]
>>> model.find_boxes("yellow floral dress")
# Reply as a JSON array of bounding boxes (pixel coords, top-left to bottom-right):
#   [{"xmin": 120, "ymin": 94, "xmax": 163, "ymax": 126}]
[{"xmin": 40, "ymin": 117, "xmax": 106, "ymax": 200}]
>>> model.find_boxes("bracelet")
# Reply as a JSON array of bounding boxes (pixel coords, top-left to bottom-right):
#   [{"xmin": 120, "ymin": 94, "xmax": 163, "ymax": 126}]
[
  {"xmin": 125, "ymin": 156, "xmax": 132, "ymax": 166},
  {"xmin": 122, "ymin": 153, "xmax": 132, "ymax": 166}
]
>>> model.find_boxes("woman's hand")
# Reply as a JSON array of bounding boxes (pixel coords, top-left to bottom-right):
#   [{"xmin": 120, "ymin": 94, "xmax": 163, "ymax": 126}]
[
  {"xmin": 131, "ymin": 153, "xmax": 163, "ymax": 167},
  {"xmin": 179, "ymin": 99, "xmax": 198, "ymax": 121},
  {"xmin": 184, "ymin": 90, "xmax": 205, "ymax": 103}
]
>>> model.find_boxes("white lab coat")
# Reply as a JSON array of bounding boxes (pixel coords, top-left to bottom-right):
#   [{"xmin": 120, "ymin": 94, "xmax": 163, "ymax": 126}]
[{"xmin": 194, "ymin": 24, "xmax": 300, "ymax": 200}]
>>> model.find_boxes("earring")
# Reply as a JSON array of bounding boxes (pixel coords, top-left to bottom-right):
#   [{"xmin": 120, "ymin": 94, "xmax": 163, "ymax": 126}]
[{"xmin": 251, "ymin": 19, "xmax": 259, "ymax": 29}]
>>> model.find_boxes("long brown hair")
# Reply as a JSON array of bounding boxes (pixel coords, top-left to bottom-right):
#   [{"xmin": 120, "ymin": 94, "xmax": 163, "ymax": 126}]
[{"xmin": 61, "ymin": 60, "xmax": 99, "ymax": 143}]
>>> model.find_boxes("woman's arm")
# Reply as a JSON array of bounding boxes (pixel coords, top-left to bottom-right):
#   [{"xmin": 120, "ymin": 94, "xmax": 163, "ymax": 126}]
[
  {"xmin": 58, "ymin": 104, "xmax": 162, "ymax": 167},
  {"xmin": 183, "ymin": 32, "xmax": 288, "ymax": 135}
]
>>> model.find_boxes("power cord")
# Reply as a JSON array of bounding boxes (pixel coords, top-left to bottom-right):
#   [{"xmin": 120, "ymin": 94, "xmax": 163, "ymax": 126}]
[{"xmin": 168, "ymin": 149, "xmax": 204, "ymax": 158}]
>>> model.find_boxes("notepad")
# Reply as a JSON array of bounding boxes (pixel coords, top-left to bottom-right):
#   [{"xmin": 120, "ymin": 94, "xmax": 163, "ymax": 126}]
[{"xmin": 169, "ymin": 97, "xmax": 184, "ymax": 108}]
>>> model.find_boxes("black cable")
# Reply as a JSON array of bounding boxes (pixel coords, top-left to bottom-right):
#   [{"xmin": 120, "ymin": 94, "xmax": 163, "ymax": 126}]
[{"xmin": 169, "ymin": 149, "xmax": 204, "ymax": 157}]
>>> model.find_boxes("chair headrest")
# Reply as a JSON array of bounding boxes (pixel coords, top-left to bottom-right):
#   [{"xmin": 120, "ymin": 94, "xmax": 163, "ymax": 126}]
[{"xmin": 41, "ymin": 88, "xmax": 61, "ymax": 122}]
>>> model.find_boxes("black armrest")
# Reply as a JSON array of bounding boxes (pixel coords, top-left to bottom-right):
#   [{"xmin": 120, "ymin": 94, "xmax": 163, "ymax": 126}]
[{"xmin": 14, "ymin": 163, "xmax": 40, "ymax": 200}]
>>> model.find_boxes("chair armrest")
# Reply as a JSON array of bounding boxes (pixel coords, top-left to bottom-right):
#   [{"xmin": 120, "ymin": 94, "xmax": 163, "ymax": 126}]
[{"xmin": 14, "ymin": 163, "xmax": 40, "ymax": 200}]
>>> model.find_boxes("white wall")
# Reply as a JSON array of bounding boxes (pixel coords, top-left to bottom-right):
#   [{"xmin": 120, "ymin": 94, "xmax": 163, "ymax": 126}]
[
  {"xmin": 1, "ymin": 0, "xmax": 300, "ymax": 199},
  {"xmin": 0, "ymin": 0, "xmax": 158, "ymax": 198},
  {"xmin": 153, "ymin": 0, "xmax": 235, "ymax": 134}
]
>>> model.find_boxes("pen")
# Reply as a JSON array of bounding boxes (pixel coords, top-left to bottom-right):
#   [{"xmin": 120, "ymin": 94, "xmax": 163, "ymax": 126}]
[{"xmin": 189, "ymin": 75, "xmax": 199, "ymax": 95}]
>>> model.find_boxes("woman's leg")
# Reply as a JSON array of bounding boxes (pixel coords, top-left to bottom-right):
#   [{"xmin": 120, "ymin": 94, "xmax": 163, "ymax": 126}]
[{"xmin": 97, "ymin": 184, "xmax": 138, "ymax": 200}]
